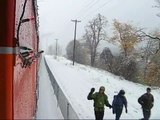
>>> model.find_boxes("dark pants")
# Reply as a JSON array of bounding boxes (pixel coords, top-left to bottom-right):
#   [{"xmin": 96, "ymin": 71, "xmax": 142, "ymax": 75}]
[
  {"xmin": 114, "ymin": 107, "xmax": 123, "ymax": 120},
  {"xmin": 94, "ymin": 110, "xmax": 104, "ymax": 120},
  {"xmin": 141, "ymin": 108, "xmax": 151, "ymax": 120}
]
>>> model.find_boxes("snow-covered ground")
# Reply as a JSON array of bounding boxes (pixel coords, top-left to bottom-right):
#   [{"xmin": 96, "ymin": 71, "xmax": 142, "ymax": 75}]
[
  {"xmin": 44, "ymin": 55, "xmax": 160, "ymax": 119},
  {"xmin": 36, "ymin": 56, "xmax": 63, "ymax": 119}
]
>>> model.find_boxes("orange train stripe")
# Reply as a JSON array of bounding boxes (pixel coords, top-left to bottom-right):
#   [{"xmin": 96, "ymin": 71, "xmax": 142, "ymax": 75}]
[{"xmin": 0, "ymin": 54, "xmax": 13, "ymax": 119}]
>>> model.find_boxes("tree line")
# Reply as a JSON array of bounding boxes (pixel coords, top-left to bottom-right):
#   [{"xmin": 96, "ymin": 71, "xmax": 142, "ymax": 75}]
[{"xmin": 66, "ymin": 12, "xmax": 160, "ymax": 87}]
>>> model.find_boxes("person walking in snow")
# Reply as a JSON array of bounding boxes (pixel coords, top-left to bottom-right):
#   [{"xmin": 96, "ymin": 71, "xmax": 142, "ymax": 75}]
[
  {"xmin": 87, "ymin": 86, "xmax": 112, "ymax": 120},
  {"xmin": 112, "ymin": 89, "xmax": 128, "ymax": 120},
  {"xmin": 138, "ymin": 87, "xmax": 154, "ymax": 120}
]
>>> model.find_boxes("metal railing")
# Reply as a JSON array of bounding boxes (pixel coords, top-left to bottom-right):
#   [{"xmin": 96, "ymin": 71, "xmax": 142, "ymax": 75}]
[{"xmin": 44, "ymin": 58, "xmax": 79, "ymax": 119}]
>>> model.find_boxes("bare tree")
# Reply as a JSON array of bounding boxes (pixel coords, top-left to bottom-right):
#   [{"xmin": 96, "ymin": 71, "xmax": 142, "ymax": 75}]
[
  {"xmin": 155, "ymin": 0, "xmax": 160, "ymax": 17},
  {"xmin": 99, "ymin": 47, "xmax": 114, "ymax": 72},
  {"xmin": 53, "ymin": 43, "xmax": 62, "ymax": 57},
  {"xmin": 66, "ymin": 40, "xmax": 87, "ymax": 64},
  {"xmin": 138, "ymin": 29, "xmax": 160, "ymax": 86},
  {"xmin": 140, "ymin": 40, "xmax": 155, "ymax": 80},
  {"xmin": 48, "ymin": 45, "xmax": 54, "ymax": 55},
  {"xmin": 140, "ymin": 30, "xmax": 160, "ymax": 54},
  {"xmin": 83, "ymin": 14, "xmax": 108, "ymax": 66}
]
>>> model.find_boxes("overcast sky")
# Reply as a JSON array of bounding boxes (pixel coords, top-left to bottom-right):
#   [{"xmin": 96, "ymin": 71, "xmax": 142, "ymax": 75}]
[{"xmin": 38, "ymin": 0, "xmax": 160, "ymax": 54}]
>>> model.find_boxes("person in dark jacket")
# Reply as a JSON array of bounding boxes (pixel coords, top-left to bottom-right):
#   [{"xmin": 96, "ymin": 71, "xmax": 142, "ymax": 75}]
[
  {"xmin": 87, "ymin": 86, "xmax": 112, "ymax": 120},
  {"xmin": 112, "ymin": 90, "xmax": 128, "ymax": 120},
  {"xmin": 138, "ymin": 87, "xmax": 154, "ymax": 120}
]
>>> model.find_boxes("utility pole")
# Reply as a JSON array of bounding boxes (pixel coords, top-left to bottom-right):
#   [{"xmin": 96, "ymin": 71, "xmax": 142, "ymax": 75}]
[
  {"xmin": 71, "ymin": 19, "xmax": 81, "ymax": 65},
  {"xmin": 55, "ymin": 39, "xmax": 58, "ymax": 59},
  {"xmin": 46, "ymin": 38, "xmax": 48, "ymax": 55}
]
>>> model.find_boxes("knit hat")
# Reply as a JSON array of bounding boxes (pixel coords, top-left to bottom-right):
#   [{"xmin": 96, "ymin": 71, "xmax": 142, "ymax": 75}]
[
  {"xmin": 99, "ymin": 86, "xmax": 105, "ymax": 91},
  {"xmin": 119, "ymin": 89, "xmax": 125, "ymax": 95}
]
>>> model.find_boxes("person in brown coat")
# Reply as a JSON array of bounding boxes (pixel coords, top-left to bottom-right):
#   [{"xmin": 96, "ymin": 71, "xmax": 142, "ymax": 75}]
[{"xmin": 138, "ymin": 87, "xmax": 154, "ymax": 120}]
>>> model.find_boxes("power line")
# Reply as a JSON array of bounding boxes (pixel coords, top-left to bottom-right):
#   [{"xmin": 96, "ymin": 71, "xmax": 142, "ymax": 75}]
[
  {"xmin": 83, "ymin": 0, "xmax": 97, "ymax": 8},
  {"xmin": 75, "ymin": 0, "xmax": 97, "ymax": 15},
  {"xmin": 87, "ymin": 0, "xmax": 100, "ymax": 9},
  {"xmin": 92, "ymin": 0, "xmax": 114, "ymax": 13},
  {"xmin": 75, "ymin": 0, "xmax": 100, "ymax": 18},
  {"xmin": 53, "ymin": 0, "xmax": 117, "ymax": 45},
  {"xmin": 80, "ymin": 0, "xmax": 115, "ymax": 20}
]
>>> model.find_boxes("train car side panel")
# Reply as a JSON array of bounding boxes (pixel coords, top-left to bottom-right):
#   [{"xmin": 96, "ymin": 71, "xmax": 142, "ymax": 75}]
[{"xmin": 14, "ymin": 0, "xmax": 39, "ymax": 119}]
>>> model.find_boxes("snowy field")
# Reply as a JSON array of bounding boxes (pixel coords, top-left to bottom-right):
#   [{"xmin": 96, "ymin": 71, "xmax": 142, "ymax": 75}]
[{"xmin": 43, "ymin": 55, "xmax": 160, "ymax": 119}]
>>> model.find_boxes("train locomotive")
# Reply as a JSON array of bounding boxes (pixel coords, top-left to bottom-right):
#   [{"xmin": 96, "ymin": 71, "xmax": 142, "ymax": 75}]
[{"xmin": 0, "ymin": 0, "xmax": 41, "ymax": 119}]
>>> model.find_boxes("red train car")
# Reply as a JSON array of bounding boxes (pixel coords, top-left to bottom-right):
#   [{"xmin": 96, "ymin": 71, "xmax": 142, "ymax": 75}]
[{"xmin": 0, "ymin": 0, "xmax": 40, "ymax": 119}]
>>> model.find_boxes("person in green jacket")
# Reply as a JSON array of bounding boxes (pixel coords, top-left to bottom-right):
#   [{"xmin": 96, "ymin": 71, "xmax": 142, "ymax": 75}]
[{"xmin": 87, "ymin": 86, "xmax": 112, "ymax": 120}]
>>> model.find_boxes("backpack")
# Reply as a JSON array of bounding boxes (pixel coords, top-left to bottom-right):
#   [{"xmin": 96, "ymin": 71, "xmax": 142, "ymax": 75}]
[{"xmin": 112, "ymin": 95, "xmax": 123, "ymax": 107}]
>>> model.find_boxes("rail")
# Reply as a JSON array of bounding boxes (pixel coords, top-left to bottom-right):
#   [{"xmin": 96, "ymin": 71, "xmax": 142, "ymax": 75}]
[{"xmin": 44, "ymin": 58, "xmax": 79, "ymax": 119}]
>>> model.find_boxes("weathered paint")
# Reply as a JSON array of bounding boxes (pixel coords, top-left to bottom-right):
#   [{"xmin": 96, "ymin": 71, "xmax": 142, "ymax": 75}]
[
  {"xmin": 14, "ymin": 0, "xmax": 39, "ymax": 119},
  {"xmin": 0, "ymin": 0, "xmax": 39, "ymax": 119}
]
